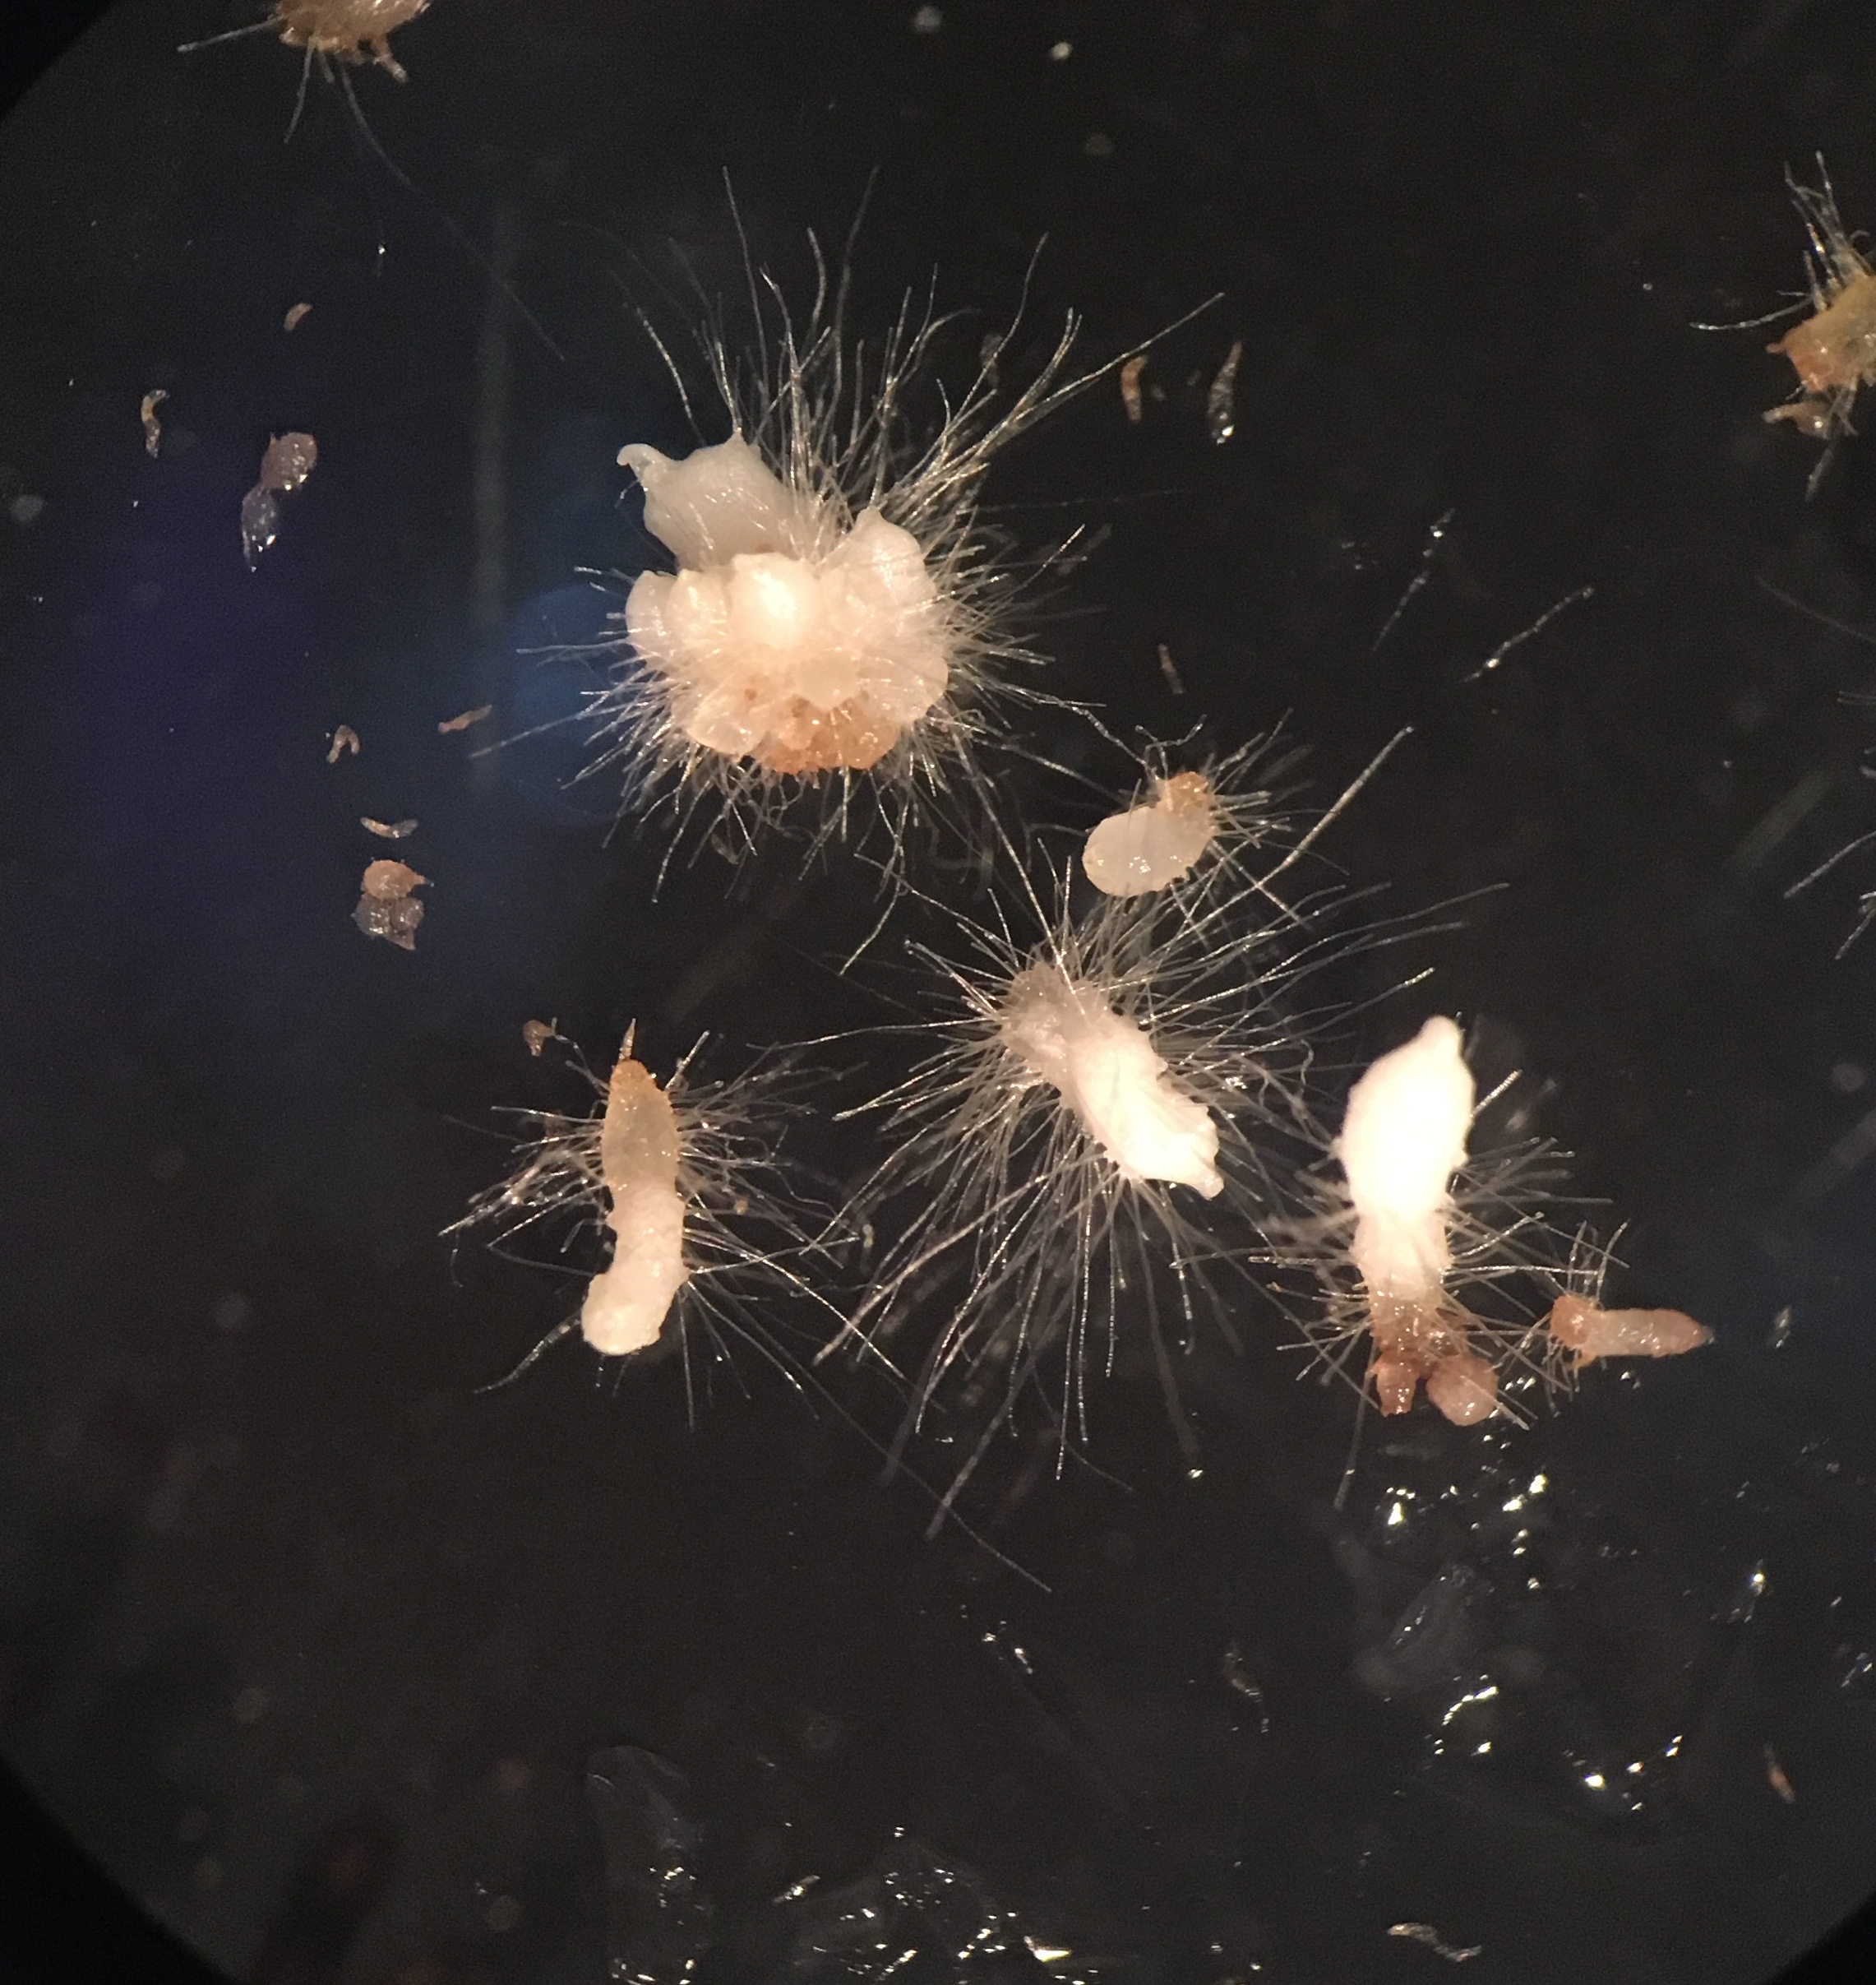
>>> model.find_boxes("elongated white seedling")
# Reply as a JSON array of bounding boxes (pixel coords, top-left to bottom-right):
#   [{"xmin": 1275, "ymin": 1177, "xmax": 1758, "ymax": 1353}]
[
  {"xmin": 454, "ymin": 1030, "xmax": 845, "ymax": 1410},
  {"xmin": 582, "ymin": 1053, "xmax": 689, "ymax": 1355}
]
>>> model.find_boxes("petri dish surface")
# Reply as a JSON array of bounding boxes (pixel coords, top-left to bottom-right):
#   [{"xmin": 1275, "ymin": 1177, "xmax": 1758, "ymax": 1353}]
[{"xmin": 3, "ymin": 2, "xmax": 1876, "ymax": 1980}]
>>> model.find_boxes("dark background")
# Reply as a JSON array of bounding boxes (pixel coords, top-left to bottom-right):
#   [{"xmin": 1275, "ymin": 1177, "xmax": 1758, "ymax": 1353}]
[{"xmin": 6, "ymin": 1, "xmax": 1876, "ymax": 1979}]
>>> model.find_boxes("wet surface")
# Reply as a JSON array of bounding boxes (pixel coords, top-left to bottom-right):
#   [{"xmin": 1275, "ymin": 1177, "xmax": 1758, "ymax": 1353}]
[{"xmin": 5, "ymin": 2, "xmax": 1876, "ymax": 1980}]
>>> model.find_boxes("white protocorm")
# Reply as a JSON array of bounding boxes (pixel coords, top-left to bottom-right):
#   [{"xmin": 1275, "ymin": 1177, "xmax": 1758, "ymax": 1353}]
[
  {"xmin": 1081, "ymin": 772, "xmax": 1217, "ymax": 897},
  {"xmin": 621, "ymin": 437, "xmax": 950, "ymax": 776},
  {"xmin": 999, "ymin": 963, "xmax": 1222, "ymax": 1196},
  {"xmin": 581, "ymin": 1052, "xmax": 690, "ymax": 1355},
  {"xmin": 1335, "ymin": 1014, "xmax": 1473, "ymax": 1303}
]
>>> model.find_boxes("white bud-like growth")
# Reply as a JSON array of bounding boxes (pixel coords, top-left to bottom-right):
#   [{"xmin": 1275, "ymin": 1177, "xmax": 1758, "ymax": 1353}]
[
  {"xmin": 621, "ymin": 437, "xmax": 950, "ymax": 776},
  {"xmin": 1081, "ymin": 772, "xmax": 1218, "ymax": 898},
  {"xmin": 1337, "ymin": 1015, "xmax": 1473, "ymax": 1301},
  {"xmin": 999, "ymin": 964, "xmax": 1222, "ymax": 1196},
  {"xmin": 624, "ymin": 435, "xmax": 818, "ymax": 567}
]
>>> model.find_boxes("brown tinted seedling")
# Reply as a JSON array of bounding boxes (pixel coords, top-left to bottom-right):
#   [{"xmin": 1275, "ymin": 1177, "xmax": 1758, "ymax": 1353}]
[{"xmin": 1761, "ymin": 163, "xmax": 1876, "ymax": 486}]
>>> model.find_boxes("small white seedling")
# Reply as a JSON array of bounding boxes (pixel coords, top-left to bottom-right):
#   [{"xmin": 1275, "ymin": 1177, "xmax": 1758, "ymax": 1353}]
[
  {"xmin": 1294, "ymin": 1018, "xmax": 1711, "ymax": 1427},
  {"xmin": 580, "ymin": 1050, "xmax": 689, "ymax": 1356},
  {"xmin": 1080, "ymin": 770, "xmax": 1218, "ymax": 898},
  {"xmin": 453, "ymin": 1028, "xmax": 840, "ymax": 1414},
  {"xmin": 1078, "ymin": 733, "xmax": 1301, "ymax": 905},
  {"xmin": 1546, "ymin": 1277, "xmax": 1710, "ymax": 1372},
  {"xmin": 826, "ymin": 890, "xmax": 1305, "ymax": 1528},
  {"xmin": 1525, "ymin": 1226, "xmax": 1712, "ymax": 1398}
]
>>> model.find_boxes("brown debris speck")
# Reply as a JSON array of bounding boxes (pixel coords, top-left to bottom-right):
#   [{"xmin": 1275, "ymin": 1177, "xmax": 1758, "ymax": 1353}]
[
  {"xmin": 438, "ymin": 705, "xmax": 493, "ymax": 734},
  {"xmin": 522, "ymin": 1019, "xmax": 561, "ymax": 1057},
  {"xmin": 1157, "ymin": 641, "xmax": 1184, "ymax": 696},
  {"xmin": 361, "ymin": 859, "xmax": 425, "ymax": 900},
  {"xmin": 361, "ymin": 817, "xmax": 418, "ymax": 840},
  {"xmin": 141, "ymin": 390, "xmax": 168, "ymax": 458},
  {"xmin": 326, "ymin": 724, "xmax": 361, "ymax": 763},
  {"xmin": 1765, "ymin": 1745, "xmax": 1797, "ymax": 1803},
  {"xmin": 353, "ymin": 860, "xmax": 427, "ymax": 951},
  {"xmin": 260, "ymin": 432, "xmax": 318, "ymax": 495},
  {"xmin": 284, "ymin": 302, "xmax": 312, "ymax": 332},
  {"xmin": 1119, "ymin": 354, "xmax": 1146, "ymax": 424}
]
